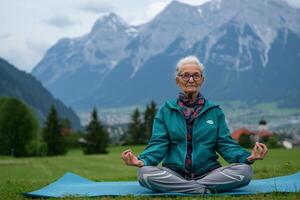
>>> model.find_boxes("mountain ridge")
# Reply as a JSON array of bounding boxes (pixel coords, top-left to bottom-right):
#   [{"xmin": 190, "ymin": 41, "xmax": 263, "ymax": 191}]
[
  {"xmin": 0, "ymin": 58, "xmax": 82, "ymax": 130},
  {"xmin": 32, "ymin": 0, "xmax": 300, "ymax": 109}
]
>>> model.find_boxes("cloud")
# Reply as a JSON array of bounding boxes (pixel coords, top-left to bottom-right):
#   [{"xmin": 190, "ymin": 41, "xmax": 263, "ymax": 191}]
[
  {"xmin": 284, "ymin": 0, "xmax": 300, "ymax": 8},
  {"xmin": 26, "ymin": 40, "xmax": 49, "ymax": 55},
  {"xmin": 0, "ymin": 46, "xmax": 39, "ymax": 72},
  {"xmin": 81, "ymin": 1, "xmax": 114, "ymax": 14},
  {"xmin": 0, "ymin": 33, "xmax": 11, "ymax": 40},
  {"xmin": 146, "ymin": 1, "xmax": 170, "ymax": 21},
  {"xmin": 145, "ymin": 0, "xmax": 212, "ymax": 22},
  {"xmin": 45, "ymin": 14, "xmax": 78, "ymax": 28},
  {"xmin": 178, "ymin": 0, "xmax": 212, "ymax": 6}
]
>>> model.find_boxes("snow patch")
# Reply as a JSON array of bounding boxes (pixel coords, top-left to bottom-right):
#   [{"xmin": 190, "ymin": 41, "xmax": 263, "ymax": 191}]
[
  {"xmin": 110, "ymin": 60, "xmax": 118, "ymax": 69},
  {"xmin": 197, "ymin": 8, "xmax": 203, "ymax": 16},
  {"xmin": 108, "ymin": 21, "xmax": 117, "ymax": 31},
  {"xmin": 210, "ymin": 0, "xmax": 222, "ymax": 10},
  {"xmin": 252, "ymin": 24, "xmax": 277, "ymax": 67},
  {"xmin": 126, "ymin": 27, "xmax": 139, "ymax": 37},
  {"xmin": 204, "ymin": 29, "xmax": 227, "ymax": 63}
]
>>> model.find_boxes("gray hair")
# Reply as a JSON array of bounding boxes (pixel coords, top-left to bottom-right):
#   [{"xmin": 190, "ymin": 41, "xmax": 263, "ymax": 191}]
[{"xmin": 175, "ymin": 55, "xmax": 204, "ymax": 77}]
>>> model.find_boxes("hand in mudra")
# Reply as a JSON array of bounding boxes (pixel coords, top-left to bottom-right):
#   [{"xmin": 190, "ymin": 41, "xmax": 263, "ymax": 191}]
[
  {"xmin": 121, "ymin": 149, "xmax": 144, "ymax": 167},
  {"xmin": 247, "ymin": 142, "xmax": 268, "ymax": 163}
]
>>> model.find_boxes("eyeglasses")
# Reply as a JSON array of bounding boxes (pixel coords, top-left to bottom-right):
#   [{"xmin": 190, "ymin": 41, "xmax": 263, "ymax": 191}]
[{"xmin": 178, "ymin": 73, "xmax": 202, "ymax": 81}]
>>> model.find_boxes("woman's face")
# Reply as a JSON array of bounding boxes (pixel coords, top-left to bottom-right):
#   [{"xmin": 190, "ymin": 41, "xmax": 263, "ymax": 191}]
[{"xmin": 176, "ymin": 62, "xmax": 204, "ymax": 96}]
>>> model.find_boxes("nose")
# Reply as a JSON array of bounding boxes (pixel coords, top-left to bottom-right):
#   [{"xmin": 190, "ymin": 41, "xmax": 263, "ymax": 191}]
[{"xmin": 188, "ymin": 76, "xmax": 195, "ymax": 82}]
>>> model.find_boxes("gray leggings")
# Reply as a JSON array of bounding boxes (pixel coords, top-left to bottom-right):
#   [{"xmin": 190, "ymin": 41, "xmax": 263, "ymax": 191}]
[{"xmin": 138, "ymin": 164, "xmax": 253, "ymax": 194}]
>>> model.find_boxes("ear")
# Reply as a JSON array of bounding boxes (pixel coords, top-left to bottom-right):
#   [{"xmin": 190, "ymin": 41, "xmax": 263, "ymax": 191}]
[{"xmin": 176, "ymin": 76, "xmax": 180, "ymax": 86}]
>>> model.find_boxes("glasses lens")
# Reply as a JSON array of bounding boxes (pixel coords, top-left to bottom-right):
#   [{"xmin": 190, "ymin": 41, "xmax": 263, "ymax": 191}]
[
  {"xmin": 193, "ymin": 73, "xmax": 201, "ymax": 80},
  {"xmin": 180, "ymin": 73, "xmax": 201, "ymax": 81},
  {"xmin": 182, "ymin": 73, "xmax": 190, "ymax": 80}
]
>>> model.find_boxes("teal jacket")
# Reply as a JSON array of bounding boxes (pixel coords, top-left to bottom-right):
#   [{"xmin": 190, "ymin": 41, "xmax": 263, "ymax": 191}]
[{"xmin": 138, "ymin": 99, "xmax": 251, "ymax": 176}]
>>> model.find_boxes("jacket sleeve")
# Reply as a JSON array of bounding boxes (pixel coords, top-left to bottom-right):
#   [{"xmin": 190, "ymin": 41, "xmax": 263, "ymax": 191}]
[
  {"xmin": 138, "ymin": 106, "xmax": 169, "ymax": 166},
  {"xmin": 216, "ymin": 108, "xmax": 251, "ymax": 164}
]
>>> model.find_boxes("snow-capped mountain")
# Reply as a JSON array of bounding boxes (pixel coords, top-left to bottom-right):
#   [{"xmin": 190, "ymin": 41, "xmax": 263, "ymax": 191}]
[
  {"xmin": 32, "ymin": 0, "xmax": 300, "ymax": 109},
  {"xmin": 32, "ymin": 13, "xmax": 137, "ymax": 105}
]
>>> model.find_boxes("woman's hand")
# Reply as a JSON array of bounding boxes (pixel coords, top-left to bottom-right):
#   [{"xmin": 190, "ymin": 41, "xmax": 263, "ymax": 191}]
[
  {"xmin": 247, "ymin": 142, "xmax": 268, "ymax": 163},
  {"xmin": 121, "ymin": 149, "xmax": 144, "ymax": 168}
]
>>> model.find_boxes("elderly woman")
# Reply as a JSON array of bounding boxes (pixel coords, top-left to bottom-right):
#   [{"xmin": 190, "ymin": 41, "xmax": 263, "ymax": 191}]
[{"xmin": 121, "ymin": 55, "xmax": 268, "ymax": 194}]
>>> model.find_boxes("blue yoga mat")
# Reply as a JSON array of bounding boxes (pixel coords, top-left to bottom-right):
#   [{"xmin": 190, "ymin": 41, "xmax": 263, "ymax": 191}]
[{"xmin": 24, "ymin": 172, "xmax": 300, "ymax": 197}]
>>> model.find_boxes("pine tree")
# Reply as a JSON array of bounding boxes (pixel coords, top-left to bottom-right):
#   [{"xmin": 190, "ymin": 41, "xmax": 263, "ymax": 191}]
[
  {"xmin": 60, "ymin": 117, "xmax": 72, "ymax": 135},
  {"xmin": 43, "ymin": 105, "xmax": 67, "ymax": 156},
  {"xmin": 83, "ymin": 108, "xmax": 109, "ymax": 154},
  {"xmin": 61, "ymin": 118, "xmax": 71, "ymax": 129},
  {"xmin": 144, "ymin": 101, "xmax": 157, "ymax": 140},
  {"xmin": 125, "ymin": 108, "xmax": 147, "ymax": 145}
]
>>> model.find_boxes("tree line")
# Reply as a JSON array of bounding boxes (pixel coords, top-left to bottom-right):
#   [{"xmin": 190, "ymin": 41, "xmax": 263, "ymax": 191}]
[
  {"xmin": 122, "ymin": 101, "xmax": 157, "ymax": 145},
  {"xmin": 0, "ymin": 97, "xmax": 157, "ymax": 157}
]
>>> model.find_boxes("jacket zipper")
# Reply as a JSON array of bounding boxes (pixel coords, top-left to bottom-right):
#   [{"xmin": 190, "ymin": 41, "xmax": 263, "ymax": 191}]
[{"xmin": 173, "ymin": 104, "xmax": 217, "ymax": 173}]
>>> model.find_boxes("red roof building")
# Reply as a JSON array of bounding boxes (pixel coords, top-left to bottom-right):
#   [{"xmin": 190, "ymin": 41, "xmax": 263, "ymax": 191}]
[
  {"xmin": 231, "ymin": 127, "xmax": 253, "ymax": 141},
  {"xmin": 231, "ymin": 127, "xmax": 273, "ymax": 142}
]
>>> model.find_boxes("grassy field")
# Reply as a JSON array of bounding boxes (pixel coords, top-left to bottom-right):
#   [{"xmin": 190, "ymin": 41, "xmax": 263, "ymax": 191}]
[{"xmin": 0, "ymin": 146, "xmax": 300, "ymax": 200}]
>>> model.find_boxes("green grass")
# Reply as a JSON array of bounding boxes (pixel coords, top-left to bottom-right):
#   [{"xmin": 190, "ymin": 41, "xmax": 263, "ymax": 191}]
[{"xmin": 0, "ymin": 146, "xmax": 300, "ymax": 199}]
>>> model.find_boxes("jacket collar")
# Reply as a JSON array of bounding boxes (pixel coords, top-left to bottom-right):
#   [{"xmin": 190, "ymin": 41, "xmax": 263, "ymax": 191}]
[{"xmin": 166, "ymin": 98, "xmax": 219, "ymax": 116}]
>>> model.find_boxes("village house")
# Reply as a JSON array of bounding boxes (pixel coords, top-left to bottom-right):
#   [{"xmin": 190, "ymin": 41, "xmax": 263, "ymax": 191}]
[{"xmin": 231, "ymin": 120, "xmax": 273, "ymax": 143}]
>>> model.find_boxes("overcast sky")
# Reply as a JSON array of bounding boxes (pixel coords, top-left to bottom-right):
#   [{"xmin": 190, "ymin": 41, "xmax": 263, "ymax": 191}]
[{"xmin": 0, "ymin": 0, "xmax": 299, "ymax": 73}]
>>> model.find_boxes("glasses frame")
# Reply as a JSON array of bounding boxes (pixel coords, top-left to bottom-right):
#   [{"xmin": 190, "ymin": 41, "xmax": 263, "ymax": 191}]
[{"xmin": 178, "ymin": 73, "xmax": 203, "ymax": 81}]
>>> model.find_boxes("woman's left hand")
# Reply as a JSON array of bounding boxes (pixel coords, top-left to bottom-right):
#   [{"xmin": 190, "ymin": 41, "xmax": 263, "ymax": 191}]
[{"xmin": 247, "ymin": 142, "xmax": 268, "ymax": 163}]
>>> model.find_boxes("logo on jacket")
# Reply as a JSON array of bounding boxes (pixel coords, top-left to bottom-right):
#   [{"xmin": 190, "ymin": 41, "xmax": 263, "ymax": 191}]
[{"xmin": 206, "ymin": 120, "xmax": 214, "ymax": 125}]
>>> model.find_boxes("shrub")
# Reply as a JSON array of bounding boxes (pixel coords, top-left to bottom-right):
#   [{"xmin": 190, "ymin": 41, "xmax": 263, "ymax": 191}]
[{"xmin": 0, "ymin": 97, "xmax": 39, "ymax": 157}]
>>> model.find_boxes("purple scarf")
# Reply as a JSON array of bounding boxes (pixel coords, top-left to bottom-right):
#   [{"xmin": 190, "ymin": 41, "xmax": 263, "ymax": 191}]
[
  {"xmin": 177, "ymin": 92, "xmax": 205, "ymax": 175},
  {"xmin": 177, "ymin": 92, "xmax": 205, "ymax": 122}
]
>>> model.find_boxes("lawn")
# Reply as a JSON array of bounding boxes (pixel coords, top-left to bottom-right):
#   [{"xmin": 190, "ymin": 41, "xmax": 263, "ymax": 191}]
[{"xmin": 0, "ymin": 146, "xmax": 299, "ymax": 200}]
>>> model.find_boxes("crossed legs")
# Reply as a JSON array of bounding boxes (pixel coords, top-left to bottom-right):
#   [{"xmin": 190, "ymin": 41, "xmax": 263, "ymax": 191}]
[{"xmin": 138, "ymin": 164, "xmax": 253, "ymax": 194}]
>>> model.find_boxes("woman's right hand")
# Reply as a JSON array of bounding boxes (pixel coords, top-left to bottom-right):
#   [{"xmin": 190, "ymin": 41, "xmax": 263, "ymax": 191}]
[{"xmin": 121, "ymin": 149, "xmax": 144, "ymax": 168}]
